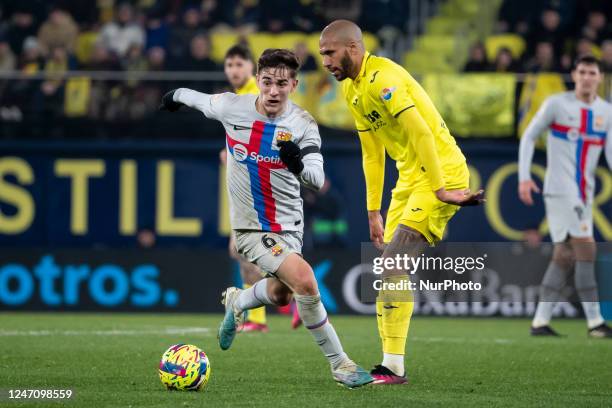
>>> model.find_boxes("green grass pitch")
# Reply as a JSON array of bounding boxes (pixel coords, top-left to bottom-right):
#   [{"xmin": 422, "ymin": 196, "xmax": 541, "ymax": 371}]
[{"xmin": 1, "ymin": 313, "xmax": 611, "ymax": 407}]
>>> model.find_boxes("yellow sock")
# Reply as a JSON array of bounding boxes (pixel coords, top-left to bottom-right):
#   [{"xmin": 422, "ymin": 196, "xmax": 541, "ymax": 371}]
[
  {"xmin": 379, "ymin": 275, "xmax": 413, "ymax": 355},
  {"xmin": 243, "ymin": 284, "xmax": 267, "ymax": 324},
  {"xmin": 376, "ymin": 300, "xmax": 386, "ymax": 351}
]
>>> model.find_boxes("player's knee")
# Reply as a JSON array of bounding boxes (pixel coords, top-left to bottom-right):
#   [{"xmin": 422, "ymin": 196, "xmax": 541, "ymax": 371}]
[
  {"xmin": 570, "ymin": 240, "xmax": 596, "ymax": 262},
  {"xmin": 293, "ymin": 277, "xmax": 318, "ymax": 296},
  {"xmin": 267, "ymin": 279, "xmax": 292, "ymax": 306},
  {"xmin": 270, "ymin": 290, "xmax": 292, "ymax": 306},
  {"xmin": 552, "ymin": 245, "xmax": 574, "ymax": 271},
  {"xmin": 292, "ymin": 267, "xmax": 318, "ymax": 296}
]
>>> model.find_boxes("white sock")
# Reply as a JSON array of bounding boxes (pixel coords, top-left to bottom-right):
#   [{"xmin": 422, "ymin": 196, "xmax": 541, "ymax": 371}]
[
  {"xmin": 382, "ymin": 353, "xmax": 404, "ymax": 376},
  {"xmin": 574, "ymin": 261, "xmax": 605, "ymax": 329},
  {"xmin": 295, "ymin": 294, "xmax": 348, "ymax": 370},
  {"xmin": 533, "ymin": 261, "xmax": 568, "ymax": 327},
  {"xmin": 582, "ymin": 302, "xmax": 605, "ymax": 329},
  {"xmin": 532, "ymin": 302, "xmax": 555, "ymax": 328},
  {"xmin": 234, "ymin": 279, "xmax": 274, "ymax": 312}
]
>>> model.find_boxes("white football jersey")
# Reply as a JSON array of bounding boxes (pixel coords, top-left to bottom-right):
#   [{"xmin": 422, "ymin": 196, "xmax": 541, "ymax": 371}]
[
  {"xmin": 173, "ymin": 88, "xmax": 324, "ymax": 232},
  {"xmin": 519, "ymin": 91, "xmax": 612, "ymax": 203}
]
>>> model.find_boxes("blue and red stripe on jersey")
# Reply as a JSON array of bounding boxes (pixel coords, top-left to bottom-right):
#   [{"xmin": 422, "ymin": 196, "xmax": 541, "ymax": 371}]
[
  {"xmin": 549, "ymin": 108, "xmax": 606, "ymax": 203},
  {"xmin": 226, "ymin": 120, "xmax": 285, "ymax": 232}
]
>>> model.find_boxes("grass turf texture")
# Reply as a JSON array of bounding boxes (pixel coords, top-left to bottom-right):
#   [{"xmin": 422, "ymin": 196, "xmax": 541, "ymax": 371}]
[{"xmin": 1, "ymin": 314, "xmax": 611, "ymax": 407}]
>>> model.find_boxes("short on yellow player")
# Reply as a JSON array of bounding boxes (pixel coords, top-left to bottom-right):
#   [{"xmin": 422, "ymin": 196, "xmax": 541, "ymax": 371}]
[{"xmin": 158, "ymin": 344, "xmax": 211, "ymax": 391}]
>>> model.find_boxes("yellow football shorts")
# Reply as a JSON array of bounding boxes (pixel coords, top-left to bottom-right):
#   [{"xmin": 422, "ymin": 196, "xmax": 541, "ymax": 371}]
[{"xmin": 384, "ymin": 164, "xmax": 469, "ymax": 244}]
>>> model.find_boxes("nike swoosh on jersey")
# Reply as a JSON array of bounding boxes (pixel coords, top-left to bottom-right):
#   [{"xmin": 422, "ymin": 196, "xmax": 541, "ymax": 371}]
[
  {"xmin": 383, "ymin": 305, "xmax": 398, "ymax": 309},
  {"xmin": 233, "ymin": 124, "xmax": 251, "ymax": 130}
]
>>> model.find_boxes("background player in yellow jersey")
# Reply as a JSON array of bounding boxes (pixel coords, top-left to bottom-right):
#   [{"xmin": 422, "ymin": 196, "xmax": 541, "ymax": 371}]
[
  {"xmin": 320, "ymin": 20, "xmax": 484, "ymax": 384},
  {"xmin": 221, "ymin": 44, "xmax": 268, "ymax": 332}
]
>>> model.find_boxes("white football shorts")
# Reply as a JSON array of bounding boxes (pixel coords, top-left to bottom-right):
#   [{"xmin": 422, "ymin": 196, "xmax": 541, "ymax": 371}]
[
  {"xmin": 234, "ymin": 230, "xmax": 303, "ymax": 277},
  {"xmin": 544, "ymin": 195, "xmax": 593, "ymax": 243}
]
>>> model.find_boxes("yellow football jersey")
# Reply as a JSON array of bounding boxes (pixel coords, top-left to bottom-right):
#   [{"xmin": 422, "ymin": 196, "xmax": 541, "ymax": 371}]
[
  {"xmin": 342, "ymin": 52, "xmax": 466, "ymax": 203},
  {"xmin": 235, "ymin": 76, "xmax": 259, "ymax": 95}
]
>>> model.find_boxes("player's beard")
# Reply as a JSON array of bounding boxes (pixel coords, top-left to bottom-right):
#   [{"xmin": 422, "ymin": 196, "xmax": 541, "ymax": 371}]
[{"xmin": 338, "ymin": 51, "xmax": 353, "ymax": 80}]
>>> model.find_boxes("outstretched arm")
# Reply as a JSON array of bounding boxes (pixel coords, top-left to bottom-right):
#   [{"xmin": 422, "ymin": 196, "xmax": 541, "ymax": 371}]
[{"xmin": 160, "ymin": 88, "xmax": 229, "ymax": 119}]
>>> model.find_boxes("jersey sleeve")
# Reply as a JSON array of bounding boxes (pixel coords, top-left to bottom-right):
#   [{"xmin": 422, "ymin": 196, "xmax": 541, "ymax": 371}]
[
  {"xmin": 173, "ymin": 88, "xmax": 233, "ymax": 120},
  {"xmin": 358, "ymin": 130, "xmax": 385, "ymax": 210},
  {"xmin": 297, "ymin": 119, "xmax": 324, "ymax": 191},
  {"xmin": 518, "ymin": 96, "xmax": 557, "ymax": 181},
  {"xmin": 354, "ymin": 116, "xmax": 372, "ymax": 132},
  {"xmin": 368, "ymin": 67, "xmax": 415, "ymax": 118}
]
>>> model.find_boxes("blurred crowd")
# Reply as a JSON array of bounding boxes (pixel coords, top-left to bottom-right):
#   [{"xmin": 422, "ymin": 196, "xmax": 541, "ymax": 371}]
[
  {"xmin": 464, "ymin": 0, "xmax": 612, "ymax": 73},
  {"xmin": 0, "ymin": 0, "xmax": 410, "ymax": 136},
  {"xmin": 0, "ymin": 0, "xmax": 407, "ymax": 76}
]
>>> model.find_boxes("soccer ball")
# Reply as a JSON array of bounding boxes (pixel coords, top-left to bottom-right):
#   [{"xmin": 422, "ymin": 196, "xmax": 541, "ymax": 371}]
[{"xmin": 158, "ymin": 344, "xmax": 211, "ymax": 391}]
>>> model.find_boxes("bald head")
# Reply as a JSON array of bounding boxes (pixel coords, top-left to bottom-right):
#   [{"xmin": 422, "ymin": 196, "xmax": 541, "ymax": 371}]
[
  {"xmin": 321, "ymin": 19, "xmax": 364, "ymax": 50},
  {"xmin": 319, "ymin": 20, "xmax": 365, "ymax": 81}
]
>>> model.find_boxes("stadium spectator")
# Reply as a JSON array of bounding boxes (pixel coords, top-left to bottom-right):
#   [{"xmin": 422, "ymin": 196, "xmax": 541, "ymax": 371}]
[
  {"xmin": 497, "ymin": 0, "xmax": 532, "ymax": 34},
  {"xmin": 50, "ymin": 0, "xmax": 99, "ymax": 28},
  {"xmin": 293, "ymin": 0, "xmax": 325, "ymax": 33},
  {"xmin": 524, "ymin": 41, "xmax": 558, "ymax": 72},
  {"xmin": 85, "ymin": 43, "xmax": 120, "ymax": 71},
  {"xmin": 200, "ymin": 0, "xmax": 225, "ymax": 30},
  {"xmin": 121, "ymin": 44, "xmax": 148, "ymax": 72},
  {"xmin": 174, "ymin": 34, "xmax": 218, "ymax": 71},
  {"xmin": 492, "ymin": 47, "xmax": 521, "ymax": 73},
  {"xmin": 36, "ymin": 7, "xmax": 79, "ymax": 56},
  {"xmin": 168, "ymin": 6, "xmax": 205, "ymax": 61},
  {"xmin": 575, "ymin": 37, "xmax": 597, "ymax": 58},
  {"xmin": 601, "ymin": 40, "xmax": 612, "ymax": 73},
  {"xmin": 228, "ymin": 0, "xmax": 261, "ymax": 33},
  {"xmin": 319, "ymin": 0, "xmax": 362, "ymax": 25},
  {"xmin": 19, "ymin": 37, "xmax": 43, "ymax": 72},
  {"xmin": 0, "ymin": 35, "xmax": 16, "ymax": 72},
  {"xmin": 294, "ymin": 41, "xmax": 318, "ymax": 72},
  {"xmin": 526, "ymin": 8, "xmax": 567, "ymax": 58},
  {"xmin": 147, "ymin": 46, "xmax": 167, "ymax": 71},
  {"xmin": 359, "ymin": 0, "xmax": 406, "ymax": 33},
  {"xmin": 98, "ymin": 2, "xmax": 145, "ymax": 58},
  {"xmin": 463, "ymin": 42, "xmax": 490, "ymax": 72},
  {"xmin": 259, "ymin": 0, "xmax": 300, "ymax": 33},
  {"xmin": 5, "ymin": 8, "xmax": 38, "ymax": 56},
  {"xmin": 580, "ymin": 10, "xmax": 610, "ymax": 46},
  {"xmin": 145, "ymin": 9, "xmax": 170, "ymax": 51}
]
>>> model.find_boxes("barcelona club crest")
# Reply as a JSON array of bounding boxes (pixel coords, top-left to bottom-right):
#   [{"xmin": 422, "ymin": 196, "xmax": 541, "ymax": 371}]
[
  {"xmin": 276, "ymin": 130, "xmax": 293, "ymax": 142},
  {"xmin": 262, "ymin": 234, "xmax": 284, "ymax": 256},
  {"xmin": 271, "ymin": 245, "xmax": 283, "ymax": 256}
]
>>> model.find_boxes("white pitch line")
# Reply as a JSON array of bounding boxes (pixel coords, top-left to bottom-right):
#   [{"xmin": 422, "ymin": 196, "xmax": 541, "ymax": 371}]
[
  {"xmin": 410, "ymin": 336, "xmax": 516, "ymax": 345},
  {"xmin": 0, "ymin": 327, "xmax": 212, "ymax": 337}
]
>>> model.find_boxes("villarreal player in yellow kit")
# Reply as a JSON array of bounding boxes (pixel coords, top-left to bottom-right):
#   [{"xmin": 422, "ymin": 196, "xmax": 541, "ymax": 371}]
[
  {"xmin": 320, "ymin": 20, "xmax": 484, "ymax": 384},
  {"xmin": 221, "ymin": 45, "xmax": 269, "ymax": 332}
]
